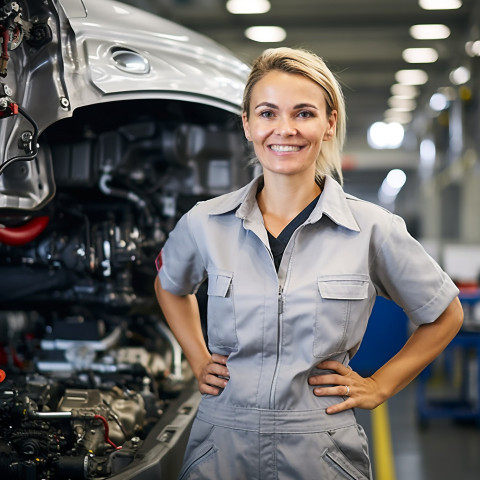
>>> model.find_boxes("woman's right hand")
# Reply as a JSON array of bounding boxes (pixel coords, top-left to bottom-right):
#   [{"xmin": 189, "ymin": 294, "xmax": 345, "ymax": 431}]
[{"xmin": 195, "ymin": 353, "xmax": 230, "ymax": 395}]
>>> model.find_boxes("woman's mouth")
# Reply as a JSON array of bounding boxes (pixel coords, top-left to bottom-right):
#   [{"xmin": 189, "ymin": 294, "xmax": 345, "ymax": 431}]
[{"xmin": 269, "ymin": 145, "xmax": 303, "ymax": 152}]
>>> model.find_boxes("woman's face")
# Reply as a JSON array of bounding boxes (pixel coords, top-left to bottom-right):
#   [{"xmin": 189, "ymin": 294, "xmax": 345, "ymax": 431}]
[{"xmin": 242, "ymin": 70, "xmax": 337, "ymax": 180}]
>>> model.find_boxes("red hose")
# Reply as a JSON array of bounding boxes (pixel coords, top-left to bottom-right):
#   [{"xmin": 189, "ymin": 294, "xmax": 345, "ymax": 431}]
[
  {"xmin": 0, "ymin": 216, "xmax": 49, "ymax": 245},
  {"xmin": 94, "ymin": 414, "xmax": 121, "ymax": 450}
]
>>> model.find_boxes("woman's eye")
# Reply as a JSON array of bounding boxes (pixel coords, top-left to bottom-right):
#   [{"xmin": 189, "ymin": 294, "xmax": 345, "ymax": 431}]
[
  {"xmin": 298, "ymin": 110, "xmax": 314, "ymax": 118},
  {"xmin": 259, "ymin": 110, "xmax": 274, "ymax": 118}
]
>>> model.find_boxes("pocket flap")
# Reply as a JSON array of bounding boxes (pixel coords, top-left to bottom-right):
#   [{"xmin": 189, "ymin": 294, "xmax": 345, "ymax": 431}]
[
  {"xmin": 318, "ymin": 280, "xmax": 368, "ymax": 300},
  {"xmin": 207, "ymin": 273, "xmax": 232, "ymax": 297}
]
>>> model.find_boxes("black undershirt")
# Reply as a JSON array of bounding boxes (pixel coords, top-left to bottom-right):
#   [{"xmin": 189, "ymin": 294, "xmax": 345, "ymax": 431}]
[{"xmin": 267, "ymin": 194, "xmax": 320, "ymax": 271}]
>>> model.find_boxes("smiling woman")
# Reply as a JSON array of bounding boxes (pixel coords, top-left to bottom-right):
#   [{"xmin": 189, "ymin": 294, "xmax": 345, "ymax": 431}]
[
  {"xmin": 242, "ymin": 71, "xmax": 336, "ymax": 179},
  {"xmin": 154, "ymin": 47, "xmax": 463, "ymax": 480}
]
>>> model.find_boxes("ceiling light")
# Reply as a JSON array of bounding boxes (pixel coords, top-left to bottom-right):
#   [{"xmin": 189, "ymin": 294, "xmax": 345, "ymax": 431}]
[
  {"xmin": 388, "ymin": 97, "xmax": 417, "ymax": 110},
  {"xmin": 409, "ymin": 24, "xmax": 450, "ymax": 40},
  {"xmin": 395, "ymin": 69, "xmax": 428, "ymax": 85},
  {"xmin": 449, "ymin": 66, "xmax": 471, "ymax": 85},
  {"xmin": 368, "ymin": 122, "xmax": 404, "ymax": 149},
  {"xmin": 429, "ymin": 92, "xmax": 449, "ymax": 111},
  {"xmin": 245, "ymin": 26, "xmax": 286, "ymax": 42},
  {"xmin": 386, "ymin": 169, "xmax": 407, "ymax": 190},
  {"xmin": 384, "ymin": 110, "xmax": 413, "ymax": 124},
  {"xmin": 420, "ymin": 139, "xmax": 436, "ymax": 178},
  {"xmin": 402, "ymin": 48, "xmax": 438, "ymax": 63},
  {"xmin": 226, "ymin": 0, "xmax": 271, "ymax": 14},
  {"xmin": 465, "ymin": 40, "xmax": 480, "ymax": 57},
  {"xmin": 378, "ymin": 169, "xmax": 407, "ymax": 205},
  {"xmin": 390, "ymin": 84, "xmax": 420, "ymax": 98},
  {"xmin": 418, "ymin": 0, "xmax": 462, "ymax": 10}
]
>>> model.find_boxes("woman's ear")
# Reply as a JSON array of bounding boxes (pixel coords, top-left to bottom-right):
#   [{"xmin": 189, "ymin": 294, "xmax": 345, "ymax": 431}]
[
  {"xmin": 323, "ymin": 110, "xmax": 337, "ymax": 140},
  {"xmin": 242, "ymin": 112, "xmax": 251, "ymax": 141}
]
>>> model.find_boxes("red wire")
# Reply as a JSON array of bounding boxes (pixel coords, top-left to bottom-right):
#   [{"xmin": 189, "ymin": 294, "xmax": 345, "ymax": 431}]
[{"xmin": 93, "ymin": 414, "xmax": 121, "ymax": 450}]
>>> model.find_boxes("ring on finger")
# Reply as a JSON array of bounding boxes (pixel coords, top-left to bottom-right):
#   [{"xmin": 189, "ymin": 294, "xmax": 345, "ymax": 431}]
[{"xmin": 343, "ymin": 385, "xmax": 350, "ymax": 397}]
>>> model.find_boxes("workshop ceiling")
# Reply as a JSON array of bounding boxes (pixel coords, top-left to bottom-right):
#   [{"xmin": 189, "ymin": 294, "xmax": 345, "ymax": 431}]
[{"xmin": 122, "ymin": 0, "xmax": 480, "ymax": 205}]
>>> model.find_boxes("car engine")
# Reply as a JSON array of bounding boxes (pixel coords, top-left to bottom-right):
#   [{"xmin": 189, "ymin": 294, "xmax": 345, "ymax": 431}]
[{"xmin": 0, "ymin": 1, "xmax": 251, "ymax": 478}]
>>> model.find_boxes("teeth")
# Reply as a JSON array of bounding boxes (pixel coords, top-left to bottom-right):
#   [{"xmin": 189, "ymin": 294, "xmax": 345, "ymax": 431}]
[{"xmin": 270, "ymin": 145, "xmax": 301, "ymax": 152}]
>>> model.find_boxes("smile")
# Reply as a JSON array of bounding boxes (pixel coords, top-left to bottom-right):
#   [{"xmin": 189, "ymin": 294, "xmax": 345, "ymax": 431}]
[{"xmin": 269, "ymin": 145, "xmax": 303, "ymax": 152}]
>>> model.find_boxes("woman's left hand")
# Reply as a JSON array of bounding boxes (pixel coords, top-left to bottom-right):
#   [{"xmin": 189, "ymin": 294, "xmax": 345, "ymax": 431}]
[{"xmin": 308, "ymin": 360, "xmax": 385, "ymax": 414}]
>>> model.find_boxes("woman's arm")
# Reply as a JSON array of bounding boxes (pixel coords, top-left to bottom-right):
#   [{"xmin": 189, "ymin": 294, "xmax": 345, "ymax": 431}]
[
  {"xmin": 154, "ymin": 276, "xmax": 229, "ymax": 395},
  {"xmin": 308, "ymin": 296, "xmax": 464, "ymax": 414}
]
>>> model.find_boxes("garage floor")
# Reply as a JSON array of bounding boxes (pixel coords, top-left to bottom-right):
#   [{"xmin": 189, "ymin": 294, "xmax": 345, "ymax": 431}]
[{"xmin": 356, "ymin": 381, "xmax": 480, "ymax": 480}]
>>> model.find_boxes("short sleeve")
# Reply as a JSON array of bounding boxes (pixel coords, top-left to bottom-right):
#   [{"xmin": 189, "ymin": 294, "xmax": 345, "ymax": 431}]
[
  {"xmin": 156, "ymin": 210, "xmax": 207, "ymax": 295},
  {"xmin": 371, "ymin": 214, "xmax": 459, "ymax": 326}
]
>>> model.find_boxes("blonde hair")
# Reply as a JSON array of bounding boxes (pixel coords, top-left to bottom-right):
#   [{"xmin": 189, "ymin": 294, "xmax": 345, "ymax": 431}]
[{"xmin": 243, "ymin": 47, "xmax": 346, "ymax": 185}]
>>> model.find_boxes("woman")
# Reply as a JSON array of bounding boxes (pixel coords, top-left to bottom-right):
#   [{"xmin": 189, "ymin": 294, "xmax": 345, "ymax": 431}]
[{"xmin": 154, "ymin": 47, "xmax": 463, "ymax": 480}]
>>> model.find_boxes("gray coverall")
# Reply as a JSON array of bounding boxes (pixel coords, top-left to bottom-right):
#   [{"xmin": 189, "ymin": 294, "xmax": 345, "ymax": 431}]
[{"xmin": 157, "ymin": 175, "xmax": 459, "ymax": 480}]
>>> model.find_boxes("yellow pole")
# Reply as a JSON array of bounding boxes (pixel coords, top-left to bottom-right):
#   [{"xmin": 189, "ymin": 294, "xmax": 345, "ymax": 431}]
[{"xmin": 371, "ymin": 401, "xmax": 397, "ymax": 480}]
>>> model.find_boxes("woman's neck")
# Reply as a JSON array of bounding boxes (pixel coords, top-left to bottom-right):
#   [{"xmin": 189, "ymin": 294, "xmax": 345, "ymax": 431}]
[{"xmin": 257, "ymin": 173, "xmax": 321, "ymax": 237}]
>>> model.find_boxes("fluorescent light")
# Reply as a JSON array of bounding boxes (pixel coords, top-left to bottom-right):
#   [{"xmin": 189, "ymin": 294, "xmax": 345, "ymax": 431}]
[
  {"xmin": 419, "ymin": 0, "xmax": 462, "ymax": 9},
  {"xmin": 368, "ymin": 122, "xmax": 404, "ymax": 149},
  {"xmin": 402, "ymin": 47, "xmax": 438, "ymax": 63},
  {"xmin": 449, "ymin": 66, "xmax": 471, "ymax": 85},
  {"xmin": 465, "ymin": 40, "xmax": 480, "ymax": 57},
  {"xmin": 384, "ymin": 110, "xmax": 413, "ymax": 124},
  {"xmin": 245, "ymin": 26, "xmax": 286, "ymax": 43},
  {"xmin": 430, "ymin": 92, "xmax": 449, "ymax": 111},
  {"xmin": 409, "ymin": 24, "xmax": 450, "ymax": 40},
  {"xmin": 378, "ymin": 169, "xmax": 407, "ymax": 205},
  {"xmin": 386, "ymin": 169, "xmax": 407, "ymax": 189},
  {"xmin": 395, "ymin": 69, "xmax": 428, "ymax": 85},
  {"xmin": 388, "ymin": 97, "xmax": 417, "ymax": 110},
  {"xmin": 390, "ymin": 84, "xmax": 420, "ymax": 98},
  {"xmin": 226, "ymin": 0, "xmax": 271, "ymax": 14}
]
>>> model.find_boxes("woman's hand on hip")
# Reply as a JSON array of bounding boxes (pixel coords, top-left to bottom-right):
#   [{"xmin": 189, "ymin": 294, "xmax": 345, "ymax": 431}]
[
  {"xmin": 196, "ymin": 353, "xmax": 230, "ymax": 395},
  {"xmin": 308, "ymin": 360, "xmax": 384, "ymax": 414}
]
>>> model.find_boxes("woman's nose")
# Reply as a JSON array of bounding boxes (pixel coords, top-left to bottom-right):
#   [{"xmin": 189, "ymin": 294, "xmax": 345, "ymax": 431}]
[{"xmin": 274, "ymin": 117, "xmax": 297, "ymax": 136}]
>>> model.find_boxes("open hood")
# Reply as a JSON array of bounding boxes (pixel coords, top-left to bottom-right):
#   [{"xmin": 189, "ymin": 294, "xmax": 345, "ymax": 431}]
[{"xmin": 0, "ymin": 0, "xmax": 249, "ymax": 210}]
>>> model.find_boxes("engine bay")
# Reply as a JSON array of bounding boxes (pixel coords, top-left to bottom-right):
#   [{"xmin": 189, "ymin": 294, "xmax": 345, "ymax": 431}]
[{"xmin": 0, "ymin": 98, "xmax": 251, "ymax": 479}]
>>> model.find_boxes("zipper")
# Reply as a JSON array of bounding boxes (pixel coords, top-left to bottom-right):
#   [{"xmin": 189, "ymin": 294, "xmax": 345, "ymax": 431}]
[{"xmin": 269, "ymin": 285, "xmax": 284, "ymax": 408}]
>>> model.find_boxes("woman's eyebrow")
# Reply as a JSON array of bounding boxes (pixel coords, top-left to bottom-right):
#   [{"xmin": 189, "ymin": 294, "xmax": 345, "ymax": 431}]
[
  {"xmin": 254, "ymin": 102, "xmax": 319, "ymax": 110},
  {"xmin": 294, "ymin": 103, "xmax": 318, "ymax": 110},
  {"xmin": 254, "ymin": 102, "xmax": 278, "ymax": 110}
]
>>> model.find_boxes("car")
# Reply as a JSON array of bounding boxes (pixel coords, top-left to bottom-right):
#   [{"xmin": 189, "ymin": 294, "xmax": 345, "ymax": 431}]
[{"xmin": 0, "ymin": 1, "xmax": 251, "ymax": 478}]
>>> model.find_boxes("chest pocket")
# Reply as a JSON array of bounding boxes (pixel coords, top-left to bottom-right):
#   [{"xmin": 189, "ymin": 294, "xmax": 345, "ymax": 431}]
[
  {"xmin": 314, "ymin": 275, "xmax": 369, "ymax": 358},
  {"xmin": 207, "ymin": 272, "xmax": 238, "ymax": 354}
]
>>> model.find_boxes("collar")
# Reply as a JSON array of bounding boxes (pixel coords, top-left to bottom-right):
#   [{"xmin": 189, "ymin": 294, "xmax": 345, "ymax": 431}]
[
  {"xmin": 208, "ymin": 174, "xmax": 360, "ymax": 232},
  {"xmin": 309, "ymin": 176, "xmax": 360, "ymax": 232},
  {"xmin": 208, "ymin": 176, "xmax": 263, "ymax": 218}
]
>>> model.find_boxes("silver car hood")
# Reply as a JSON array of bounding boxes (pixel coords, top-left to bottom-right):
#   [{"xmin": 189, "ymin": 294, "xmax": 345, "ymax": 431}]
[
  {"xmin": 21, "ymin": 0, "xmax": 249, "ymax": 130},
  {"xmin": 0, "ymin": 0, "xmax": 249, "ymax": 210}
]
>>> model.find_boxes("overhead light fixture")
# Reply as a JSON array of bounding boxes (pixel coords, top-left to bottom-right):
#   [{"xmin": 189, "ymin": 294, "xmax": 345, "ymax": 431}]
[
  {"xmin": 419, "ymin": 139, "xmax": 436, "ymax": 179},
  {"xmin": 402, "ymin": 47, "xmax": 438, "ymax": 63},
  {"xmin": 245, "ymin": 26, "xmax": 286, "ymax": 43},
  {"xmin": 465, "ymin": 40, "xmax": 480, "ymax": 57},
  {"xmin": 384, "ymin": 110, "xmax": 413, "ymax": 124},
  {"xmin": 388, "ymin": 97, "xmax": 417, "ymax": 110},
  {"xmin": 409, "ymin": 24, "xmax": 450, "ymax": 40},
  {"xmin": 449, "ymin": 66, "xmax": 471, "ymax": 85},
  {"xmin": 368, "ymin": 122, "xmax": 404, "ymax": 149},
  {"xmin": 418, "ymin": 0, "xmax": 462, "ymax": 10},
  {"xmin": 390, "ymin": 84, "xmax": 420, "ymax": 98},
  {"xmin": 429, "ymin": 92, "xmax": 449, "ymax": 111},
  {"xmin": 378, "ymin": 169, "xmax": 407, "ymax": 206},
  {"xmin": 226, "ymin": 0, "xmax": 271, "ymax": 14},
  {"xmin": 395, "ymin": 69, "xmax": 428, "ymax": 85}
]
